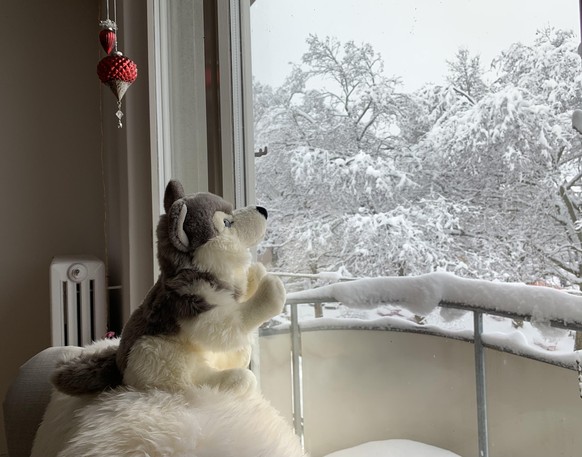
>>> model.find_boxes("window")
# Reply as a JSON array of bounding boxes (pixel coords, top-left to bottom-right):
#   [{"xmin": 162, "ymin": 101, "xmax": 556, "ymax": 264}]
[
  {"xmin": 149, "ymin": 0, "xmax": 255, "ymax": 209},
  {"xmin": 250, "ymin": 2, "xmax": 582, "ymax": 456},
  {"xmin": 251, "ymin": 0, "xmax": 581, "ymax": 285}
]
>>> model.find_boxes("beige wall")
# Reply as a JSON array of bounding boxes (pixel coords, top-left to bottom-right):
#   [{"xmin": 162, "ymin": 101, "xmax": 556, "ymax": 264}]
[
  {"xmin": 0, "ymin": 1, "xmax": 105, "ymax": 454},
  {"xmin": 260, "ymin": 330, "xmax": 582, "ymax": 457}
]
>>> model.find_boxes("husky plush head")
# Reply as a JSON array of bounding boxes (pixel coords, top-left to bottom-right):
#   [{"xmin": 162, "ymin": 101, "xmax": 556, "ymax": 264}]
[{"xmin": 158, "ymin": 180, "xmax": 268, "ymax": 280}]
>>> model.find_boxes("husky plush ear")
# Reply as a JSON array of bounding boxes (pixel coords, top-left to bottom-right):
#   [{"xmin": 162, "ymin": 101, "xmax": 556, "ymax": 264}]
[
  {"xmin": 164, "ymin": 180, "xmax": 186, "ymax": 214},
  {"xmin": 164, "ymin": 181, "xmax": 190, "ymax": 252},
  {"xmin": 168, "ymin": 201, "xmax": 190, "ymax": 251}
]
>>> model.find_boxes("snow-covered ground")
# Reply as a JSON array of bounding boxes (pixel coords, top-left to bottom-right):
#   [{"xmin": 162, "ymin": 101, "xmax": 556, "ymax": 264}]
[{"xmin": 323, "ymin": 440, "xmax": 461, "ymax": 457}]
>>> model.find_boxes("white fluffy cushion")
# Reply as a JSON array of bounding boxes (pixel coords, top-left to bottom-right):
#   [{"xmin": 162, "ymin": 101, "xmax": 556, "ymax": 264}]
[
  {"xmin": 31, "ymin": 341, "xmax": 304, "ymax": 457},
  {"xmin": 32, "ymin": 386, "xmax": 304, "ymax": 457}
]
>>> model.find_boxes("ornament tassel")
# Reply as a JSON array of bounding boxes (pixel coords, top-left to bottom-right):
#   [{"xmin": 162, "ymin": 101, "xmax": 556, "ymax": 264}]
[{"xmin": 116, "ymin": 101, "xmax": 124, "ymax": 129}]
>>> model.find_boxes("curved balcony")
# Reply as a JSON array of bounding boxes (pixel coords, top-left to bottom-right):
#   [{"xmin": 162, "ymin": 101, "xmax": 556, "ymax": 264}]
[{"xmin": 258, "ymin": 272, "xmax": 582, "ymax": 457}]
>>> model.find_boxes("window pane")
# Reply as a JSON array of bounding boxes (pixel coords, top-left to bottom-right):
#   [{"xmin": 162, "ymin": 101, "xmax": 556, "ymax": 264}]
[
  {"xmin": 251, "ymin": 1, "xmax": 581, "ymax": 318},
  {"xmin": 251, "ymin": 1, "xmax": 582, "ymax": 456}
]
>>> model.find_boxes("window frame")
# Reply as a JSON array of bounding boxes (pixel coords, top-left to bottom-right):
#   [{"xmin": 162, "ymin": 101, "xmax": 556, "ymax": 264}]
[{"xmin": 147, "ymin": 0, "xmax": 256, "ymax": 210}]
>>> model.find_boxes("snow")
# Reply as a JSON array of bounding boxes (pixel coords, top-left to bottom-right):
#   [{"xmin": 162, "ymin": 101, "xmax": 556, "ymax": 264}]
[
  {"xmin": 323, "ymin": 439, "xmax": 462, "ymax": 457},
  {"xmin": 254, "ymin": 28, "xmax": 582, "ymax": 371},
  {"xmin": 314, "ymin": 271, "xmax": 345, "ymax": 282},
  {"xmin": 265, "ymin": 304, "xmax": 580, "ymax": 368},
  {"xmin": 286, "ymin": 272, "xmax": 582, "ymax": 326},
  {"xmin": 265, "ymin": 272, "xmax": 582, "ymax": 368}
]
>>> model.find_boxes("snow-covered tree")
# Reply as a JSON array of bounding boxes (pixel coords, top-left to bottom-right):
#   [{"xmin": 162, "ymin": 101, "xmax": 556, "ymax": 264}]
[
  {"xmin": 491, "ymin": 27, "xmax": 582, "ymax": 112},
  {"xmin": 255, "ymin": 27, "xmax": 582, "ymax": 292},
  {"xmin": 256, "ymin": 145, "xmax": 468, "ymax": 278},
  {"xmin": 418, "ymin": 28, "xmax": 582, "ymax": 286},
  {"xmin": 400, "ymin": 83, "xmax": 474, "ymax": 145},
  {"xmin": 254, "ymin": 35, "xmax": 409, "ymax": 155},
  {"xmin": 446, "ymin": 48, "xmax": 488, "ymax": 102}
]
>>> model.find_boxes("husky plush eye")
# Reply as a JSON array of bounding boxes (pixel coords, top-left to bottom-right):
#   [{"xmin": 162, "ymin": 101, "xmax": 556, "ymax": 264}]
[{"xmin": 224, "ymin": 219, "xmax": 233, "ymax": 228}]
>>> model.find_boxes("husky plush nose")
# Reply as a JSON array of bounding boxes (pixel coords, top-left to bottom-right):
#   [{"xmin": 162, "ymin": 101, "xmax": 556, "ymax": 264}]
[{"xmin": 256, "ymin": 206, "xmax": 268, "ymax": 219}]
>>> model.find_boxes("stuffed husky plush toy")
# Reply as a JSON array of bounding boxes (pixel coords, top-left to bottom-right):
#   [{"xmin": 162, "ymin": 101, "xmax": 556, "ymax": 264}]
[
  {"xmin": 52, "ymin": 179, "xmax": 286, "ymax": 395},
  {"xmin": 34, "ymin": 180, "xmax": 303, "ymax": 457}
]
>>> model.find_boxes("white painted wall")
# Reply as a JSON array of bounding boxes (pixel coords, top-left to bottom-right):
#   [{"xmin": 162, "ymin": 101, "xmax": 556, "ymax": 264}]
[{"xmin": 260, "ymin": 330, "xmax": 582, "ymax": 457}]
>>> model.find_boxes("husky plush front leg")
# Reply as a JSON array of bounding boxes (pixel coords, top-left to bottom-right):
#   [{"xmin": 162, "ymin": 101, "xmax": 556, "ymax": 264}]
[
  {"xmin": 243, "ymin": 262, "xmax": 267, "ymax": 300},
  {"xmin": 199, "ymin": 274, "xmax": 285, "ymax": 393},
  {"xmin": 200, "ymin": 274, "xmax": 284, "ymax": 393},
  {"xmin": 240, "ymin": 273, "xmax": 286, "ymax": 330}
]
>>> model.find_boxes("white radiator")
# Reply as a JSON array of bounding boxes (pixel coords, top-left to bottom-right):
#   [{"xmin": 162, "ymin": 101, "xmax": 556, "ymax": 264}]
[{"xmin": 50, "ymin": 256, "xmax": 107, "ymax": 346}]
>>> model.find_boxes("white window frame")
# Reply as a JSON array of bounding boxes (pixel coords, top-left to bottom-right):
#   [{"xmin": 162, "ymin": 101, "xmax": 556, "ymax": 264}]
[{"xmin": 147, "ymin": 0, "xmax": 256, "ymax": 214}]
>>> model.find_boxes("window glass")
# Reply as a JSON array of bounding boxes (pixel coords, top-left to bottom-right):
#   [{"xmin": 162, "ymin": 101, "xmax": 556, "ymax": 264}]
[
  {"xmin": 250, "ymin": 3, "xmax": 582, "ymax": 455},
  {"xmin": 251, "ymin": 0, "xmax": 581, "ymax": 336}
]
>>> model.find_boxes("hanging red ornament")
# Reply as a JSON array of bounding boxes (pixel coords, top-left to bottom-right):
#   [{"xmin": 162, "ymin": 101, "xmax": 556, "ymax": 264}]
[
  {"xmin": 97, "ymin": 52, "xmax": 138, "ymax": 98},
  {"xmin": 97, "ymin": 51, "xmax": 138, "ymax": 128},
  {"xmin": 98, "ymin": 1, "xmax": 137, "ymax": 128},
  {"xmin": 99, "ymin": 28, "xmax": 116, "ymax": 55}
]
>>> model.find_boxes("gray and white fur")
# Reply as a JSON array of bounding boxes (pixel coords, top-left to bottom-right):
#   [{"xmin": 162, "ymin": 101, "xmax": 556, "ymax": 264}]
[{"xmin": 52, "ymin": 179, "xmax": 286, "ymax": 395}]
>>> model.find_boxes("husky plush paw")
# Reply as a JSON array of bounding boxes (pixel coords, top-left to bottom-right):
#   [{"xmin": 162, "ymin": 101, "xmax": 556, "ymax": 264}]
[
  {"xmin": 257, "ymin": 273, "xmax": 287, "ymax": 312},
  {"xmin": 244, "ymin": 262, "xmax": 268, "ymax": 300},
  {"xmin": 241, "ymin": 273, "xmax": 286, "ymax": 329}
]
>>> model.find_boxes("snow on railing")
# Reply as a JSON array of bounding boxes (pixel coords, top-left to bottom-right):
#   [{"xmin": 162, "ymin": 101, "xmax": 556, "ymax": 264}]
[
  {"xmin": 285, "ymin": 272, "xmax": 582, "ymax": 332},
  {"xmin": 263, "ymin": 271, "xmax": 582, "ymax": 457},
  {"xmin": 265, "ymin": 271, "xmax": 582, "ymax": 369}
]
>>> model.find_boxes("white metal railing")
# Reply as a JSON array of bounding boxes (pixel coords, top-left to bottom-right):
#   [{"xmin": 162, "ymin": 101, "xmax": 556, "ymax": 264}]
[{"xmin": 261, "ymin": 272, "xmax": 582, "ymax": 457}]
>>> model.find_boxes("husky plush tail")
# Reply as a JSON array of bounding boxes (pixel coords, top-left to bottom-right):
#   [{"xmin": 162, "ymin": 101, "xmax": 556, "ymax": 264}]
[{"xmin": 51, "ymin": 342, "xmax": 123, "ymax": 395}]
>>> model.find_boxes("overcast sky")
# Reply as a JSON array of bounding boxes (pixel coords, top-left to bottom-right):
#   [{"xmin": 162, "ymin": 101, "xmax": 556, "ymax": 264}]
[{"xmin": 250, "ymin": 0, "xmax": 580, "ymax": 92}]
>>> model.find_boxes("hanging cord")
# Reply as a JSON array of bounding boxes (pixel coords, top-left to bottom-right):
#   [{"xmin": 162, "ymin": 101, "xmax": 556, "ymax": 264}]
[
  {"xmin": 111, "ymin": 0, "xmax": 122, "ymax": 119},
  {"xmin": 113, "ymin": 0, "xmax": 118, "ymax": 53},
  {"xmin": 98, "ymin": 2, "xmax": 110, "ymax": 285},
  {"xmin": 99, "ymin": 0, "xmax": 117, "ymax": 33}
]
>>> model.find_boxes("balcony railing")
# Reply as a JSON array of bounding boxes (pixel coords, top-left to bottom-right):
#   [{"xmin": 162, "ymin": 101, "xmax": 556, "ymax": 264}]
[{"xmin": 259, "ymin": 272, "xmax": 582, "ymax": 457}]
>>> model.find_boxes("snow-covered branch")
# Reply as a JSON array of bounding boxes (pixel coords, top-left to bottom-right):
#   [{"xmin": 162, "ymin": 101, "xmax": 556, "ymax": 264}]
[
  {"xmin": 564, "ymin": 170, "xmax": 582, "ymax": 190},
  {"xmin": 451, "ymin": 86, "xmax": 476, "ymax": 105}
]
